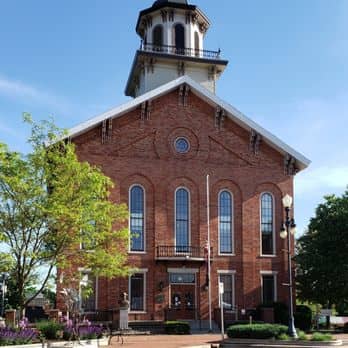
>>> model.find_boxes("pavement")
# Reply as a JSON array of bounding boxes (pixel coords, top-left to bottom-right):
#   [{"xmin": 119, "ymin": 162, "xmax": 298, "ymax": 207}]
[
  {"xmin": 109, "ymin": 333, "xmax": 348, "ymax": 348},
  {"xmin": 109, "ymin": 334, "xmax": 222, "ymax": 348}
]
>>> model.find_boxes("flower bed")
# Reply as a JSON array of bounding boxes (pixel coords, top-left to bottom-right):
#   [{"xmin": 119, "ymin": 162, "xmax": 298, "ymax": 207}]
[{"xmin": 0, "ymin": 326, "xmax": 38, "ymax": 346}]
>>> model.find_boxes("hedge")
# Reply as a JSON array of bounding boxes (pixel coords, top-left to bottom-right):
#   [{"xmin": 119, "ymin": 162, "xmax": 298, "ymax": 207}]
[
  {"xmin": 164, "ymin": 321, "xmax": 190, "ymax": 335},
  {"xmin": 227, "ymin": 323, "xmax": 288, "ymax": 339}
]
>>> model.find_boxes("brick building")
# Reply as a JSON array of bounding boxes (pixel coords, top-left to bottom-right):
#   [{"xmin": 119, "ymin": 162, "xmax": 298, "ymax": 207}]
[{"xmin": 57, "ymin": 0, "xmax": 310, "ymax": 326}]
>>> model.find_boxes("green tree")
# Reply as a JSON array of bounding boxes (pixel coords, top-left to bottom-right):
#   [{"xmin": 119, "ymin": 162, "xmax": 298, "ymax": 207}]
[
  {"xmin": 296, "ymin": 189, "xmax": 348, "ymax": 309},
  {"xmin": 0, "ymin": 115, "xmax": 130, "ymax": 316}
]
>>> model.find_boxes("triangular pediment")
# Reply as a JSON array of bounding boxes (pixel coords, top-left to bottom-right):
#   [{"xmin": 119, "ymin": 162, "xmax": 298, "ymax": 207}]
[{"xmin": 67, "ymin": 76, "xmax": 310, "ymax": 171}]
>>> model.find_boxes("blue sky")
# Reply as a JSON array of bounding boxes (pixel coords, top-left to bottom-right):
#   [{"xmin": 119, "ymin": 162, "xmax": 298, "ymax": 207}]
[{"xmin": 0, "ymin": 0, "xmax": 347, "ymax": 235}]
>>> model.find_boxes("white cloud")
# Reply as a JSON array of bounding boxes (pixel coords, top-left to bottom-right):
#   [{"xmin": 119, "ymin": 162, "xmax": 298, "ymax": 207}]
[{"xmin": 0, "ymin": 76, "xmax": 72, "ymax": 115}]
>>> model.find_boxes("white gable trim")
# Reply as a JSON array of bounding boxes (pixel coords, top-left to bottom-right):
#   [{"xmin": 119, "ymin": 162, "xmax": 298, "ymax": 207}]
[{"xmin": 67, "ymin": 75, "xmax": 310, "ymax": 170}]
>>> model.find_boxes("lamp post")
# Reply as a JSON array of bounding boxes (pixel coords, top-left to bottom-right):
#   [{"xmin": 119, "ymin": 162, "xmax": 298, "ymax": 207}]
[{"xmin": 280, "ymin": 194, "xmax": 297, "ymax": 338}]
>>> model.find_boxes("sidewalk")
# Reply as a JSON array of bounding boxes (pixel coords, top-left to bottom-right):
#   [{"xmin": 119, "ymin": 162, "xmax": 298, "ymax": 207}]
[
  {"xmin": 109, "ymin": 333, "xmax": 348, "ymax": 348},
  {"xmin": 109, "ymin": 334, "xmax": 222, "ymax": 348}
]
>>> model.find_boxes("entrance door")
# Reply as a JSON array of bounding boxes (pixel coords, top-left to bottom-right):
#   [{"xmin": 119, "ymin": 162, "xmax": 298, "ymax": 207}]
[{"xmin": 170, "ymin": 284, "xmax": 196, "ymax": 320}]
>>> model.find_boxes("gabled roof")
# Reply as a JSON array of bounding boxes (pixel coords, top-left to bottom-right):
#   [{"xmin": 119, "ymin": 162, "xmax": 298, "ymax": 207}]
[{"xmin": 68, "ymin": 75, "xmax": 310, "ymax": 171}]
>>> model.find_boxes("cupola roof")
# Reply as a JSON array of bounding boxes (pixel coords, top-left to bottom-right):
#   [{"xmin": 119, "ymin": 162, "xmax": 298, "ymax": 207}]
[
  {"xmin": 153, "ymin": 0, "xmax": 188, "ymax": 5},
  {"xmin": 136, "ymin": 0, "xmax": 209, "ymax": 36}
]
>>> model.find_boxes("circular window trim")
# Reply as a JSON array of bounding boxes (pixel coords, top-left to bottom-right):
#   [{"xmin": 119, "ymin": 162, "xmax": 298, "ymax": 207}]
[{"xmin": 174, "ymin": 137, "xmax": 190, "ymax": 154}]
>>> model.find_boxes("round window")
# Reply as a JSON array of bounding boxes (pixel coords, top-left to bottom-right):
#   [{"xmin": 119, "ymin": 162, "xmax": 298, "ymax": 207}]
[{"xmin": 175, "ymin": 137, "xmax": 190, "ymax": 153}]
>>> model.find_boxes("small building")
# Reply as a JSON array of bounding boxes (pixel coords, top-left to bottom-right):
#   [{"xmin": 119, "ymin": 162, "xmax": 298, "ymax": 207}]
[{"xmin": 57, "ymin": 0, "xmax": 310, "ymax": 326}]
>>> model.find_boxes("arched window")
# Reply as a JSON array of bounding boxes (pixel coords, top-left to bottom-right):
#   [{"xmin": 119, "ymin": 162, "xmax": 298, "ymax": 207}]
[
  {"xmin": 130, "ymin": 185, "xmax": 145, "ymax": 252},
  {"xmin": 175, "ymin": 188, "xmax": 190, "ymax": 252},
  {"xmin": 174, "ymin": 23, "xmax": 185, "ymax": 54},
  {"xmin": 194, "ymin": 31, "xmax": 200, "ymax": 57},
  {"xmin": 153, "ymin": 25, "xmax": 163, "ymax": 49},
  {"xmin": 260, "ymin": 193, "xmax": 274, "ymax": 255},
  {"xmin": 219, "ymin": 191, "xmax": 233, "ymax": 254}
]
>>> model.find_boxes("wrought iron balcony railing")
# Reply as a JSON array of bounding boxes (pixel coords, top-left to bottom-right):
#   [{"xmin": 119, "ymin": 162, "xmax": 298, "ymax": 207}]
[
  {"xmin": 140, "ymin": 42, "xmax": 221, "ymax": 60},
  {"xmin": 156, "ymin": 245, "xmax": 212, "ymax": 261}
]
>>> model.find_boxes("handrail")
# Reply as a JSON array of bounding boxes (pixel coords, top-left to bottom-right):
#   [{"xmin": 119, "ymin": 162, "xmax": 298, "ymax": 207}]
[
  {"xmin": 140, "ymin": 42, "xmax": 221, "ymax": 60},
  {"xmin": 156, "ymin": 245, "xmax": 212, "ymax": 259}
]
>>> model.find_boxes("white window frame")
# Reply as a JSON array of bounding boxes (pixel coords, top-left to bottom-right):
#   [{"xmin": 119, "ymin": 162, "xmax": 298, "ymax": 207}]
[
  {"xmin": 218, "ymin": 189, "xmax": 235, "ymax": 256},
  {"xmin": 259, "ymin": 192, "xmax": 276, "ymax": 257},
  {"xmin": 260, "ymin": 271, "xmax": 278, "ymax": 304},
  {"xmin": 128, "ymin": 184, "xmax": 146, "ymax": 254},
  {"xmin": 174, "ymin": 187, "xmax": 191, "ymax": 250},
  {"xmin": 217, "ymin": 270, "xmax": 236, "ymax": 309},
  {"xmin": 129, "ymin": 268, "xmax": 148, "ymax": 314}
]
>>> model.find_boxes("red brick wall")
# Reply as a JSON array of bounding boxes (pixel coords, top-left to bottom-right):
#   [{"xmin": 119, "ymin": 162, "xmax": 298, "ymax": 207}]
[{"xmin": 57, "ymin": 88, "xmax": 295, "ymax": 321}]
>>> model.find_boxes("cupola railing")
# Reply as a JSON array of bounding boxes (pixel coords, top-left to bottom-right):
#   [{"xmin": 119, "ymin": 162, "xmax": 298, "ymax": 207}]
[{"xmin": 140, "ymin": 42, "xmax": 221, "ymax": 60}]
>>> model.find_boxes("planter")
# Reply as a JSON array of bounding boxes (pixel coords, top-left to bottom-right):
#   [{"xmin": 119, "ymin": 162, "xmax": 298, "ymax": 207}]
[{"xmin": 223, "ymin": 338, "xmax": 343, "ymax": 347}]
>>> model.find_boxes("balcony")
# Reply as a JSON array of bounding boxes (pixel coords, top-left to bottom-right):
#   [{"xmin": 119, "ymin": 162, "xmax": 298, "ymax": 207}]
[
  {"xmin": 156, "ymin": 245, "xmax": 211, "ymax": 262},
  {"xmin": 140, "ymin": 42, "xmax": 222, "ymax": 60}
]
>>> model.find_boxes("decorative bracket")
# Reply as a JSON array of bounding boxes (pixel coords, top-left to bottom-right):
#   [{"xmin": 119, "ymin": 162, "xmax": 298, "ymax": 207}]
[
  {"xmin": 141, "ymin": 100, "xmax": 152, "ymax": 122},
  {"xmin": 215, "ymin": 106, "xmax": 226, "ymax": 130},
  {"xmin": 101, "ymin": 118, "xmax": 113, "ymax": 144},
  {"xmin": 284, "ymin": 154, "xmax": 298, "ymax": 176},
  {"xmin": 177, "ymin": 61, "xmax": 185, "ymax": 76},
  {"xmin": 199, "ymin": 22, "xmax": 208, "ymax": 34},
  {"xmin": 161, "ymin": 10, "xmax": 168, "ymax": 22},
  {"xmin": 179, "ymin": 84, "xmax": 190, "ymax": 106},
  {"xmin": 249, "ymin": 130, "xmax": 262, "ymax": 155},
  {"xmin": 146, "ymin": 57, "xmax": 156, "ymax": 73},
  {"xmin": 168, "ymin": 10, "xmax": 175, "ymax": 22},
  {"xmin": 208, "ymin": 65, "xmax": 217, "ymax": 81}
]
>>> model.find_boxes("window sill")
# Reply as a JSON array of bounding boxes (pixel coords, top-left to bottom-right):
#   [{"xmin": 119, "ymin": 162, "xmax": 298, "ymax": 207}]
[
  {"xmin": 259, "ymin": 254, "xmax": 277, "ymax": 258},
  {"xmin": 218, "ymin": 253, "xmax": 236, "ymax": 257},
  {"xmin": 128, "ymin": 251, "xmax": 147, "ymax": 254}
]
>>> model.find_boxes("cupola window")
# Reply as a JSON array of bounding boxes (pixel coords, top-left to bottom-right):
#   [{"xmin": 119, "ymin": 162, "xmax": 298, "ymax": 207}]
[
  {"xmin": 153, "ymin": 25, "xmax": 163, "ymax": 50},
  {"xmin": 194, "ymin": 31, "xmax": 200, "ymax": 56},
  {"xmin": 174, "ymin": 23, "xmax": 185, "ymax": 54}
]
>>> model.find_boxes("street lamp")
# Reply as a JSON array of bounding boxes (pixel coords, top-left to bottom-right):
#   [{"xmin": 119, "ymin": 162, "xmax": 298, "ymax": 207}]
[
  {"xmin": 0, "ymin": 273, "xmax": 9, "ymax": 318},
  {"xmin": 280, "ymin": 194, "xmax": 298, "ymax": 338}
]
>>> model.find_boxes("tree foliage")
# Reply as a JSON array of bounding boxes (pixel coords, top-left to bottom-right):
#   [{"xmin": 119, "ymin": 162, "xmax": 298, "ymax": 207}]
[
  {"xmin": 0, "ymin": 115, "xmax": 130, "ymax": 314},
  {"xmin": 296, "ymin": 189, "xmax": 348, "ymax": 308}
]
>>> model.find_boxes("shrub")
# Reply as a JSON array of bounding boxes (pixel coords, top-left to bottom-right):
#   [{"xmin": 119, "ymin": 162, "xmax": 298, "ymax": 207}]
[
  {"xmin": 297, "ymin": 330, "xmax": 308, "ymax": 341},
  {"xmin": 36, "ymin": 320, "xmax": 63, "ymax": 340},
  {"xmin": 311, "ymin": 332, "xmax": 333, "ymax": 341},
  {"xmin": 0, "ymin": 327, "xmax": 37, "ymax": 345},
  {"xmin": 295, "ymin": 305, "xmax": 312, "ymax": 331},
  {"xmin": 164, "ymin": 321, "xmax": 190, "ymax": 335},
  {"xmin": 228, "ymin": 320, "xmax": 264, "ymax": 326},
  {"xmin": 78, "ymin": 325, "xmax": 103, "ymax": 340},
  {"xmin": 226, "ymin": 323, "xmax": 288, "ymax": 339},
  {"xmin": 278, "ymin": 333, "xmax": 289, "ymax": 340}
]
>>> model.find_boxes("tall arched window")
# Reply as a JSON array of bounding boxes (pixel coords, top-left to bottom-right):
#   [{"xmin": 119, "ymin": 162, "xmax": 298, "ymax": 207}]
[
  {"xmin": 260, "ymin": 193, "xmax": 274, "ymax": 255},
  {"xmin": 174, "ymin": 24, "xmax": 185, "ymax": 54},
  {"xmin": 130, "ymin": 185, "xmax": 145, "ymax": 252},
  {"xmin": 219, "ymin": 190, "xmax": 233, "ymax": 254},
  {"xmin": 194, "ymin": 31, "xmax": 200, "ymax": 57},
  {"xmin": 175, "ymin": 188, "xmax": 190, "ymax": 252},
  {"xmin": 153, "ymin": 25, "xmax": 163, "ymax": 49}
]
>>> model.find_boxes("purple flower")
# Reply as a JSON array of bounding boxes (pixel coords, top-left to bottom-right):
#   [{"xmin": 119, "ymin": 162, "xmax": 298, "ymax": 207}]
[{"xmin": 0, "ymin": 326, "xmax": 37, "ymax": 345}]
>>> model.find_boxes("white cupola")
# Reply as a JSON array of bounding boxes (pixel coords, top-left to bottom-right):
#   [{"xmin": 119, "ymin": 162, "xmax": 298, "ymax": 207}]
[{"xmin": 125, "ymin": 0, "xmax": 228, "ymax": 98}]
